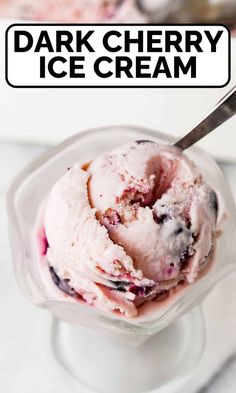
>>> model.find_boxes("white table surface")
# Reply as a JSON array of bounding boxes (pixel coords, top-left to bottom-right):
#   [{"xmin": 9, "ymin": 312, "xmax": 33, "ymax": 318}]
[{"xmin": 1, "ymin": 141, "xmax": 236, "ymax": 393}]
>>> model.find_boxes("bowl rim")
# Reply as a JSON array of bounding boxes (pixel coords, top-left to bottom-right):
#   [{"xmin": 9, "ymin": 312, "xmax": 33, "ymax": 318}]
[{"xmin": 6, "ymin": 125, "xmax": 236, "ymax": 334}]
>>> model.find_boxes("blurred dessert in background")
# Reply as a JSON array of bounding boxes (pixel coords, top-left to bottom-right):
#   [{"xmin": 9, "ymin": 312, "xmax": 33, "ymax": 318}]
[
  {"xmin": 0, "ymin": 0, "xmax": 235, "ymax": 30},
  {"xmin": 0, "ymin": 0, "xmax": 146, "ymax": 22},
  {"xmin": 137, "ymin": 0, "xmax": 236, "ymax": 32}
]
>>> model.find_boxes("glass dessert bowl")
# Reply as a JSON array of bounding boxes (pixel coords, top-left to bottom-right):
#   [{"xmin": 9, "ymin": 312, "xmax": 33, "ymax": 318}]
[{"xmin": 7, "ymin": 126, "xmax": 236, "ymax": 338}]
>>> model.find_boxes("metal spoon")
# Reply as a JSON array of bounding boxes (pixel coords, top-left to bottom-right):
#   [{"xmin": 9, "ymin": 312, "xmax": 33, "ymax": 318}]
[{"xmin": 174, "ymin": 86, "xmax": 236, "ymax": 151}]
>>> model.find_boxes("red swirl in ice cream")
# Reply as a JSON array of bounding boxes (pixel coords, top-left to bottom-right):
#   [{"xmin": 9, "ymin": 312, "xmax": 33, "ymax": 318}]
[{"xmin": 42, "ymin": 141, "xmax": 220, "ymax": 317}]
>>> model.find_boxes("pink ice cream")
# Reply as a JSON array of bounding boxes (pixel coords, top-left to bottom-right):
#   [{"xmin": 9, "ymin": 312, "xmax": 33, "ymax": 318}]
[
  {"xmin": 0, "ymin": 0, "xmax": 146, "ymax": 22},
  {"xmin": 42, "ymin": 140, "xmax": 220, "ymax": 318}
]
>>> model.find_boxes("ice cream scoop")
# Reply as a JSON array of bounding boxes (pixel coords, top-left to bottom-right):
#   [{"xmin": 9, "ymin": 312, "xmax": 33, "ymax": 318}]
[{"xmin": 42, "ymin": 140, "xmax": 220, "ymax": 318}]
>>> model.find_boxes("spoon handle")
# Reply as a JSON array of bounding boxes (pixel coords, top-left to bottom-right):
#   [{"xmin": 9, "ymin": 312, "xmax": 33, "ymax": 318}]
[{"xmin": 174, "ymin": 86, "xmax": 236, "ymax": 151}]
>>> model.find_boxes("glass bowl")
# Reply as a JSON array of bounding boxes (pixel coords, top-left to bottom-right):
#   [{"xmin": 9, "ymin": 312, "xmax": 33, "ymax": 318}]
[{"xmin": 7, "ymin": 126, "xmax": 236, "ymax": 339}]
